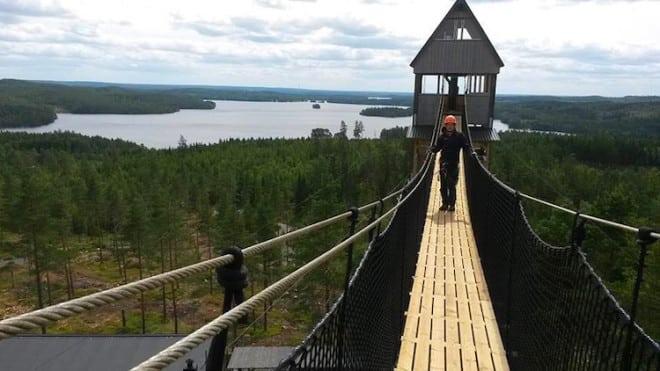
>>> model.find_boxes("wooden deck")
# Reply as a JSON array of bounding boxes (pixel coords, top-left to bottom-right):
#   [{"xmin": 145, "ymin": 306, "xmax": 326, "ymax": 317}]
[{"xmin": 396, "ymin": 155, "xmax": 509, "ymax": 371}]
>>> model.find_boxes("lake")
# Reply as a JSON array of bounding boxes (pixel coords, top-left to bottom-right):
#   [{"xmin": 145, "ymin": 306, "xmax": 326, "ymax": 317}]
[
  {"xmin": 5, "ymin": 101, "xmax": 411, "ymax": 148},
  {"xmin": 4, "ymin": 100, "xmax": 510, "ymax": 148}
]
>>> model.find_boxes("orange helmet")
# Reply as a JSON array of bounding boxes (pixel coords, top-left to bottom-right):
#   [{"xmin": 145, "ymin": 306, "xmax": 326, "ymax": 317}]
[{"xmin": 444, "ymin": 115, "xmax": 457, "ymax": 125}]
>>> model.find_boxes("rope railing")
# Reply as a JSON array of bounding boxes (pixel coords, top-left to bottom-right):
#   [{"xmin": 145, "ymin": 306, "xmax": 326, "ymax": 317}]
[
  {"xmin": 0, "ymin": 190, "xmax": 404, "ymax": 341},
  {"xmin": 130, "ymin": 146, "xmax": 437, "ymax": 371}
]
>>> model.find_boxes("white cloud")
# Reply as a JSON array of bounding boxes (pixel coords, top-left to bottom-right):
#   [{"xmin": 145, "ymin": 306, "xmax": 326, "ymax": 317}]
[{"xmin": 0, "ymin": 0, "xmax": 658, "ymax": 95}]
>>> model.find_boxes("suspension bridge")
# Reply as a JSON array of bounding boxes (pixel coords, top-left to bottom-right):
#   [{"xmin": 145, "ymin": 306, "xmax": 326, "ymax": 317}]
[{"xmin": 0, "ymin": 0, "xmax": 659, "ymax": 370}]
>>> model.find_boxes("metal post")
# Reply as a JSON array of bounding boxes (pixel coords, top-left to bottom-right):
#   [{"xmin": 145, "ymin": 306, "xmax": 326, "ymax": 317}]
[
  {"xmin": 338, "ymin": 207, "xmax": 359, "ymax": 370},
  {"xmin": 207, "ymin": 246, "xmax": 248, "ymax": 371},
  {"xmin": 344, "ymin": 207, "xmax": 360, "ymax": 295},
  {"xmin": 558, "ymin": 210, "xmax": 586, "ymax": 367},
  {"xmin": 623, "ymin": 228, "xmax": 657, "ymax": 371},
  {"xmin": 375, "ymin": 199, "xmax": 386, "ymax": 239},
  {"xmin": 570, "ymin": 215, "xmax": 587, "ymax": 250},
  {"xmin": 367, "ymin": 204, "xmax": 378, "ymax": 242},
  {"xmin": 183, "ymin": 359, "xmax": 198, "ymax": 371},
  {"xmin": 569, "ymin": 201, "xmax": 581, "ymax": 248}
]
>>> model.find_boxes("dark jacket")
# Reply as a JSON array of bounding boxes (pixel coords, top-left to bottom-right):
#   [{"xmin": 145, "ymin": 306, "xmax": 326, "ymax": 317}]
[
  {"xmin": 216, "ymin": 265, "xmax": 249, "ymax": 290},
  {"xmin": 431, "ymin": 131, "xmax": 471, "ymax": 163}
]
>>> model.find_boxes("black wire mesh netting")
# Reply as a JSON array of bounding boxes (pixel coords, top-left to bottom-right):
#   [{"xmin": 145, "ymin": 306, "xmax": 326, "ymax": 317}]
[
  {"xmin": 464, "ymin": 152, "xmax": 660, "ymax": 371},
  {"xmin": 275, "ymin": 157, "xmax": 435, "ymax": 370}
]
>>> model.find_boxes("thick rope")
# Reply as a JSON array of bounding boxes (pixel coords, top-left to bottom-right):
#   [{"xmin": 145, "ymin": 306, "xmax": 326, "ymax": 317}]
[
  {"xmin": 129, "ymin": 154, "xmax": 434, "ymax": 371},
  {"xmin": 0, "ymin": 254, "xmax": 233, "ymax": 340},
  {"xmin": 0, "ymin": 192, "xmax": 403, "ymax": 340}
]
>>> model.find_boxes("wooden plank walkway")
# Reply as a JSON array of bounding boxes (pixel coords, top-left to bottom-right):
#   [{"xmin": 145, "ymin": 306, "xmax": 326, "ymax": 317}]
[{"xmin": 396, "ymin": 154, "xmax": 509, "ymax": 371}]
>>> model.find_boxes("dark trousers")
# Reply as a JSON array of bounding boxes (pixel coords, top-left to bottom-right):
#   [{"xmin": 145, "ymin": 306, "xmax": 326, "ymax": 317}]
[
  {"xmin": 440, "ymin": 161, "xmax": 459, "ymax": 206},
  {"xmin": 222, "ymin": 288, "xmax": 245, "ymax": 313}
]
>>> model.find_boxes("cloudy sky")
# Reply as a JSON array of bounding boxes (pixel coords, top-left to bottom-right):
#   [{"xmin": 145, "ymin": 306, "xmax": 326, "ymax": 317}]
[{"xmin": 1, "ymin": 0, "xmax": 659, "ymax": 96}]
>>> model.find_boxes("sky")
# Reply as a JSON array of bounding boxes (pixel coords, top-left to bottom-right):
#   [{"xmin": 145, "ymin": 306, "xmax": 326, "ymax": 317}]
[{"xmin": 1, "ymin": 0, "xmax": 659, "ymax": 96}]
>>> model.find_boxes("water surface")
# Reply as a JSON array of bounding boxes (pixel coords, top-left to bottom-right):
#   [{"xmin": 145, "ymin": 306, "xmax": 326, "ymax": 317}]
[{"xmin": 7, "ymin": 101, "xmax": 410, "ymax": 148}]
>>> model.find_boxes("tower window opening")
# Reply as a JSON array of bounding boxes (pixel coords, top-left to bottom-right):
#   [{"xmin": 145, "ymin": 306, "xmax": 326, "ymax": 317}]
[
  {"xmin": 422, "ymin": 75, "xmax": 440, "ymax": 94},
  {"xmin": 468, "ymin": 75, "xmax": 488, "ymax": 94},
  {"xmin": 453, "ymin": 20, "xmax": 472, "ymax": 40},
  {"xmin": 457, "ymin": 27, "xmax": 472, "ymax": 40}
]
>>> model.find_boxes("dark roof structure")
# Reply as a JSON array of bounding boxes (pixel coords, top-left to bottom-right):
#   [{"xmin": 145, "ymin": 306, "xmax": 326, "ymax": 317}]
[
  {"xmin": 227, "ymin": 346, "xmax": 296, "ymax": 370},
  {"xmin": 407, "ymin": 126, "xmax": 435, "ymax": 140},
  {"xmin": 468, "ymin": 126, "xmax": 501, "ymax": 142},
  {"xmin": 410, "ymin": 0, "xmax": 504, "ymax": 73},
  {"xmin": 0, "ymin": 335, "xmax": 211, "ymax": 371}
]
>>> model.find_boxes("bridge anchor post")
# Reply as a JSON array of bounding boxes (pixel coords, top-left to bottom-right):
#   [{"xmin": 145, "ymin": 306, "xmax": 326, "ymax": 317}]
[
  {"xmin": 504, "ymin": 192, "xmax": 521, "ymax": 352},
  {"xmin": 623, "ymin": 228, "xmax": 657, "ymax": 371},
  {"xmin": 337, "ymin": 207, "xmax": 360, "ymax": 370},
  {"xmin": 569, "ymin": 213, "xmax": 587, "ymax": 250},
  {"xmin": 206, "ymin": 246, "xmax": 249, "ymax": 371}
]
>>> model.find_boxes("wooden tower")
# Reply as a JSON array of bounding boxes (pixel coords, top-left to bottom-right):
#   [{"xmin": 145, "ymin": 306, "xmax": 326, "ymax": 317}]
[{"xmin": 408, "ymin": 0, "xmax": 504, "ymax": 170}]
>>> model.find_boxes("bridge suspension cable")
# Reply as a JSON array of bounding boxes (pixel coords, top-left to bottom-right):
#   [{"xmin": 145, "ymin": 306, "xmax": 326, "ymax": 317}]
[
  {"xmin": 461, "ymin": 96, "xmax": 659, "ymax": 370},
  {"xmin": 518, "ymin": 192, "xmax": 660, "ymax": 238},
  {"xmin": 460, "ymin": 95, "xmax": 658, "ymax": 240},
  {"xmin": 0, "ymin": 190, "xmax": 403, "ymax": 341},
  {"xmin": 130, "ymin": 149, "xmax": 436, "ymax": 371}
]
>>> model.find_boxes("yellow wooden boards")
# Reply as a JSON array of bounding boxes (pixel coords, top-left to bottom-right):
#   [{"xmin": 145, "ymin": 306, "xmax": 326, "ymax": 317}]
[{"xmin": 396, "ymin": 155, "xmax": 509, "ymax": 371}]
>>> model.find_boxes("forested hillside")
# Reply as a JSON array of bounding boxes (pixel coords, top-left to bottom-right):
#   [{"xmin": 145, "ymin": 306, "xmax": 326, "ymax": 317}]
[
  {"xmin": 0, "ymin": 132, "xmax": 411, "ymax": 338},
  {"xmin": 490, "ymin": 131, "xmax": 660, "ymax": 339},
  {"xmin": 360, "ymin": 106, "xmax": 412, "ymax": 118},
  {"xmin": 495, "ymin": 95, "xmax": 660, "ymax": 137},
  {"xmin": 163, "ymin": 87, "xmax": 412, "ymax": 106},
  {"xmin": 1, "ymin": 90, "xmax": 658, "ymax": 344},
  {"xmin": 0, "ymin": 79, "xmax": 215, "ymax": 128}
]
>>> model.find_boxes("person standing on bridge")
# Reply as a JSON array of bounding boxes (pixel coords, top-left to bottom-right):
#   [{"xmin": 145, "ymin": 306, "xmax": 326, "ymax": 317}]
[{"xmin": 431, "ymin": 115, "xmax": 471, "ymax": 212}]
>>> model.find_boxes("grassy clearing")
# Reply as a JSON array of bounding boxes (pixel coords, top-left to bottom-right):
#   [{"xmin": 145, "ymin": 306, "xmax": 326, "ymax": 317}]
[{"xmin": 0, "ymin": 235, "xmax": 324, "ymax": 348}]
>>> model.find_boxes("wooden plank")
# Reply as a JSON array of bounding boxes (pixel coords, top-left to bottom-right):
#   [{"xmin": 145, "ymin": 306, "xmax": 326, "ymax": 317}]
[
  {"xmin": 445, "ymin": 316, "xmax": 460, "ymax": 345},
  {"xmin": 492, "ymin": 351, "xmax": 510, "ymax": 371},
  {"xmin": 455, "ymin": 277, "xmax": 468, "ymax": 303},
  {"xmin": 418, "ymin": 298, "xmax": 432, "ymax": 339},
  {"xmin": 409, "ymin": 282, "xmax": 423, "ymax": 310},
  {"xmin": 446, "ymin": 344, "xmax": 462, "ymax": 370},
  {"xmin": 445, "ymin": 296, "xmax": 458, "ymax": 320},
  {"xmin": 397, "ymin": 338, "xmax": 416, "ymax": 371},
  {"xmin": 430, "ymin": 343, "xmax": 445, "ymax": 371},
  {"xmin": 455, "ymin": 292, "xmax": 471, "ymax": 329},
  {"xmin": 414, "ymin": 338, "xmax": 431, "ymax": 370},
  {"xmin": 462, "ymin": 347, "xmax": 479, "ymax": 371},
  {"xmin": 459, "ymin": 319, "xmax": 476, "ymax": 350},
  {"xmin": 398, "ymin": 156, "xmax": 509, "ymax": 371},
  {"xmin": 413, "ymin": 261, "xmax": 427, "ymax": 280},
  {"xmin": 401, "ymin": 309, "xmax": 419, "ymax": 339},
  {"xmin": 473, "ymin": 321, "xmax": 492, "ymax": 348},
  {"xmin": 484, "ymin": 314, "xmax": 507, "ymax": 356},
  {"xmin": 463, "ymin": 266, "xmax": 477, "ymax": 285},
  {"xmin": 474, "ymin": 323, "xmax": 497, "ymax": 371},
  {"xmin": 431, "ymin": 308, "xmax": 445, "ymax": 340},
  {"xmin": 432, "ymin": 276, "xmax": 445, "ymax": 297}
]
